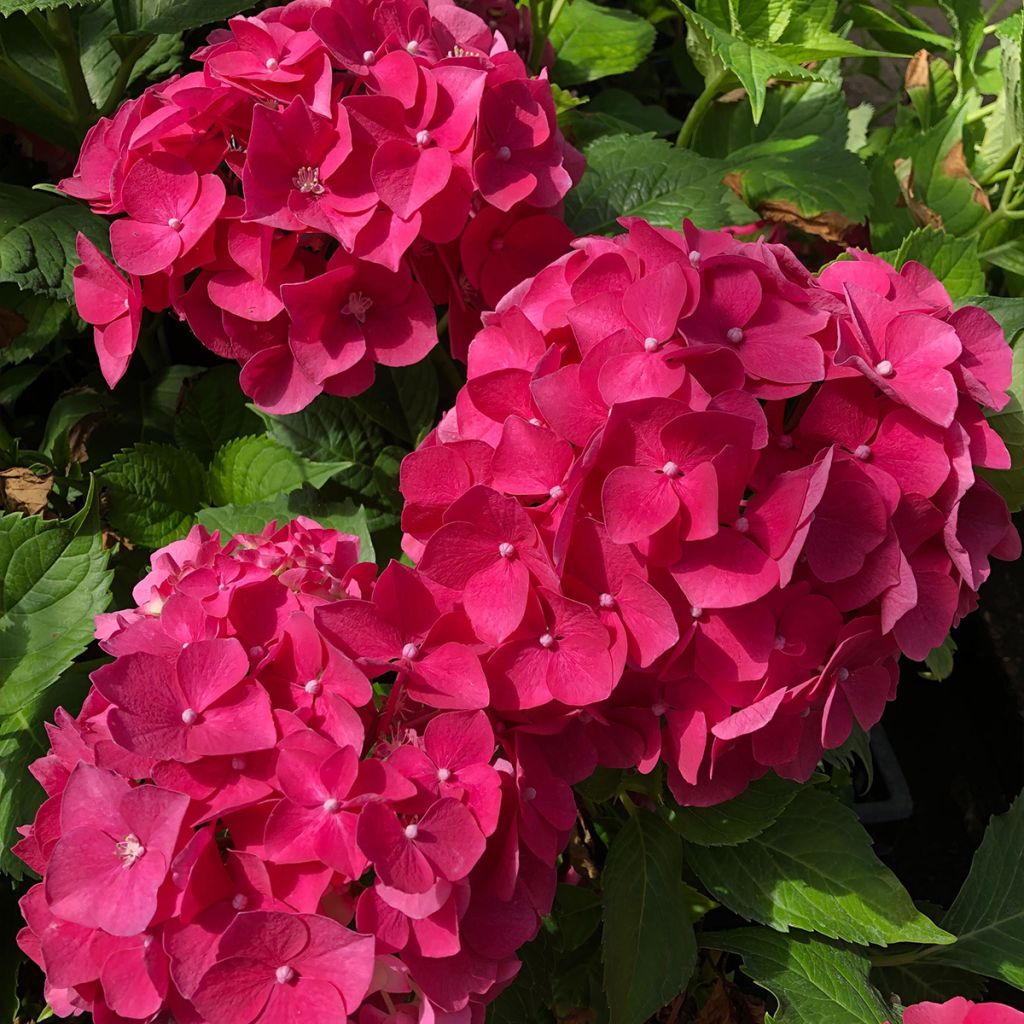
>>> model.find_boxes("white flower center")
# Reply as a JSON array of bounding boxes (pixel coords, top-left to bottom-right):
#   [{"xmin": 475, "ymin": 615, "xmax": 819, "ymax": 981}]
[
  {"xmin": 875, "ymin": 359, "xmax": 894, "ymax": 377},
  {"xmin": 437, "ymin": 767, "xmax": 451, "ymax": 782},
  {"xmin": 599, "ymin": 592, "xmax": 615, "ymax": 609},
  {"xmin": 304, "ymin": 678, "xmax": 321, "ymax": 695},
  {"xmin": 405, "ymin": 39, "xmax": 419, "ymax": 53},
  {"xmin": 854, "ymin": 444, "xmax": 872, "ymax": 461},
  {"xmin": 362, "ymin": 49, "xmax": 375, "ymax": 63},
  {"xmin": 265, "ymin": 57, "xmax": 279, "ymax": 71},
  {"xmin": 538, "ymin": 633, "xmax": 555, "ymax": 649},
  {"xmin": 323, "ymin": 798, "xmax": 340, "ymax": 814},
  {"xmin": 116, "ymin": 833, "xmax": 146, "ymax": 868},
  {"xmin": 232, "ymin": 893, "xmax": 249, "ymax": 910},
  {"xmin": 498, "ymin": 542, "xmax": 515, "ymax": 558},
  {"xmin": 181, "ymin": 707, "xmax": 198, "ymax": 725},
  {"xmin": 497, "ymin": 145, "xmax": 511, "ymax": 161},
  {"xmin": 402, "ymin": 642, "xmax": 419, "ymax": 661},
  {"xmin": 341, "ymin": 291, "xmax": 373, "ymax": 323},
  {"xmin": 416, "ymin": 129, "xmax": 430, "ymax": 147},
  {"xmin": 549, "ymin": 485, "xmax": 565, "ymax": 501},
  {"xmin": 404, "ymin": 823, "xmax": 419, "ymax": 839},
  {"xmin": 643, "ymin": 336, "xmax": 659, "ymax": 352},
  {"xmin": 726, "ymin": 327, "xmax": 744, "ymax": 344},
  {"xmin": 662, "ymin": 461, "xmax": 680, "ymax": 477},
  {"xmin": 275, "ymin": 965, "xmax": 295, "ymax": 984},
  {"xmin": 690, "ymin": 605, "xmax": 703, "ymax": 618},
  {"xmin": 293, "ymin": 165, "xmax": 325, "ymax": 195},
  {"xmin": 167, "ymin": 217, "xmax": 183, "ymax": 231}
]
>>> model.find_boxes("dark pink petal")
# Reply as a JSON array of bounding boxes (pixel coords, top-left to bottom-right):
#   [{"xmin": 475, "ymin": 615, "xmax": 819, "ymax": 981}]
[{"xmin": 671, "ymin": 530, "xmax": 779, "ymax": 608}]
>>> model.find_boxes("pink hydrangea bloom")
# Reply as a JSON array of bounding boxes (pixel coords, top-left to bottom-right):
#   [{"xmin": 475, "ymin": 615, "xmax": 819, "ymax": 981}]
[
  {"xmin": 401, "ymin": 219, "xmax": 1020, "ymax": 805},
  {"xmin": 61, "ymin": 0, "xmax": 580, "ymax": 409}
]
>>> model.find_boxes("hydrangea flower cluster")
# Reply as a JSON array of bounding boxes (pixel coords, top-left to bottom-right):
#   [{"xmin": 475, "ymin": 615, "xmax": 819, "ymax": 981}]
[
  {"xmin": 400, "ymin": 218, "xmax": 1021, "ymax": 805},
  {"xmin": 16, "ymin": 518, "xmax": 579, "ymax": 1022},
  {"xmin": 66, "ymin": 0, "xmax": 579, "ymax": 412},
  {"xmin": 899, "ymin": 998, "xmax": 1024, "ymax": 1023}
]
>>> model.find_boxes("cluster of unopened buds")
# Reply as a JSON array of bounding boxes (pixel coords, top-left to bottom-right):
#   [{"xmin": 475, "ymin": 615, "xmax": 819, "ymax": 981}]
[
  {"xmin": 401, "ymin": 217, "xmax": 1020, "ymax": 804},
  {"xmin": 66, "ymin": 0, "xmax": 579, "ymax": 412}
]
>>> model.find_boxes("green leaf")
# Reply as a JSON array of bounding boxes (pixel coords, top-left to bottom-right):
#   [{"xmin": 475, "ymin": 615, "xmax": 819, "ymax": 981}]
[
  {"xmin": 602, "ymin": 810, "xmax": 696, "ymax": 1024},
  {"xmin": 565, "ymin": 133, "xmax": 753, "ymax": 236},
  {"xmin": 0, "ymin": 0, "xmax": 94, "ymax": 13},
  {"xmin": 120, "ymin": 0, "xmax": 255, "ymax": 34},
  {"xmin": 564, "ymin": 87, "xmax": 682, "ymax": 146},
  {"xmin": 682, "ymin": 8, "xmax": 827, "ymax": 123},
  {"xmin": 0, "ymin": 185, "xmax": 109, "ymax": 300},
  {"xmin": 209, "ymin": 435, "xmax": 352, "ymax": 507},
  {"xmin": 846, "ymin": 3, "xmax": 950, "ymax": 53},
  {"xmin": 0, "ymin": 484, "xmax": 110, "ymax": 719},
  {"xmin": 871, "ymin": 108, "xmax": 990, "ymax": 248},
  {"xmin": 882, "ymin": 227, "xmax": 985, "ymax": 300},
  {"xmin": 874, "ymin": 963, "xmax": 987, "ymax": 1007},
  {"xmin": 99, "ymin": 443, "xmax": 208, "ymax": 548},
  {"xmin": 174, "ymin": 365, "xmax": 263, "ymax": 464},
  {"xmin": 938, "ymin": 0, "xmax": 985, "ymax": 87},
  {"xmin": 196, "ymin": 491, "xmax": 374, "ymax": 563},
  {"xmin": 554, "ymin": 884, "xmax": 603, "ymax": 952},
  {"xmin": 668, "ymin": 772, "xmax": 802, "ymax": 846},
  {"xmin": 685, "ymin": 787, "xmax": 955, "ymax": 947},
  {"xmin": 929, "ymin": 789, "xmax": 1024, "ymax": 989},
  {"xmin": 0, "ymin": 657, "xmax": 105, "ymax": 877},
  {"xmin": 697, "ymin": 81, "xmax": 871, "ymax": 229},
  {"xmin": 549, "ymin": 0, "xmax": 655, "ymax": 86},
  {"xmin": 705, "ymin": 928, "xmax": 893, "ymax": 1024},
  {"xmin": 996, "ymin": 13, "xmax": 1023, "ymax": 148},
  {"xmin": 0, "ymin": 283, "xmax": 72, "ymax": 367},
  {"xmin": 254, "ymin": 394, "xmax": 385, "ymax": 499}
]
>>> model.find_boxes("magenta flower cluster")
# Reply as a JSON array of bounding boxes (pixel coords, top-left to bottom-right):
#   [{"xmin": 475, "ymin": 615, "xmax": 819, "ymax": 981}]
[
  {"xmin": 16, "ymin": 518, "xmax": 579, "ymax": 1022},
  {"xmin": 66, "ymin": 0, "xmax": 579, "ymax": 412},
  {"xmin": 400, "ymin": 218, "xmax": 1021, "ymax": 805}
]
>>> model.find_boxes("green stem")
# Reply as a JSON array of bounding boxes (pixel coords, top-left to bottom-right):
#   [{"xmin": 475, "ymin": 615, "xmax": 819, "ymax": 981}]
[
  {"xmin": 100, "ymin": 34, "xmax": 154, "ymax": 117},
  {"xmin": 871, "ymin": 946, "xmax": 940, "ymax": 969},
  {"xmin": 675, "ymin": 69, "xmax": 728, "ymax": 149},
  {"xmin": 43, "ymin": 8, "xmax": 98, "ymax": 138}
]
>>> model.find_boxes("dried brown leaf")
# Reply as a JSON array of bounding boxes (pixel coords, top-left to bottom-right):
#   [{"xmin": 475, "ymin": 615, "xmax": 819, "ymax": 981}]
[
  {"xmin": 905, "ymin": 49, "xmax": 930, "ymax": 92},
  {"xmin": 692, "ymin": 978, "xmax": 766, "ymax": 1024},
  {"xmin": 0, "ymin": 467, "xmax": 53, "ymax": 516}
]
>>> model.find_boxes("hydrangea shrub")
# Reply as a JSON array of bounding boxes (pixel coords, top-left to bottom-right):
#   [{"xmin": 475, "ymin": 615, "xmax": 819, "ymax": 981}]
[{"xmin": 5, "ymin": 0, "xmax": 1024, "ymax": 1021}]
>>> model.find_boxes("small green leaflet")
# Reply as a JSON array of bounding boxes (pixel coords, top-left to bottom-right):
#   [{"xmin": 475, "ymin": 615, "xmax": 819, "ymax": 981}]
[
  {"xmin": 668, "ymin": 771, "xmax": 802, "ymax": 846},
  {"xmin": 99, "ymin": 443, "xmax": 208, "ymax": 549},
  {"xmin": 208, "ymin": 435, "xmax": 352, "ymax": 507},
  {"xmin": 601, "ymin": 810, "xmax": 696, "ymax": 1024},
  {"xmin": 685, "ymin": 788, "xmax": 955, "ymax": 947},
  {"xmin": 0, "ymin": 186, "xmax": 109, "ymax": 300},
  {"xmin": 549, "ymin": 0, "xmax": 655, "ymax": 86},
  {"xmin": 929, "ymin": 788, "xmax": 1024, "ymax": 989},
  {"xmin": 565, "ymin": 133, "xmax": 753, "ymax": 236},
  {"xmin": 705, "ymin": 928, "xmax": 894, "ymax": 1024},
  {"xmin": 922, "ymin": 635, "xmax": 957, "ymax": 681},
  {"xmin": 681, "ymin": 8, "xmax": 827, "ymax": 124}
]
